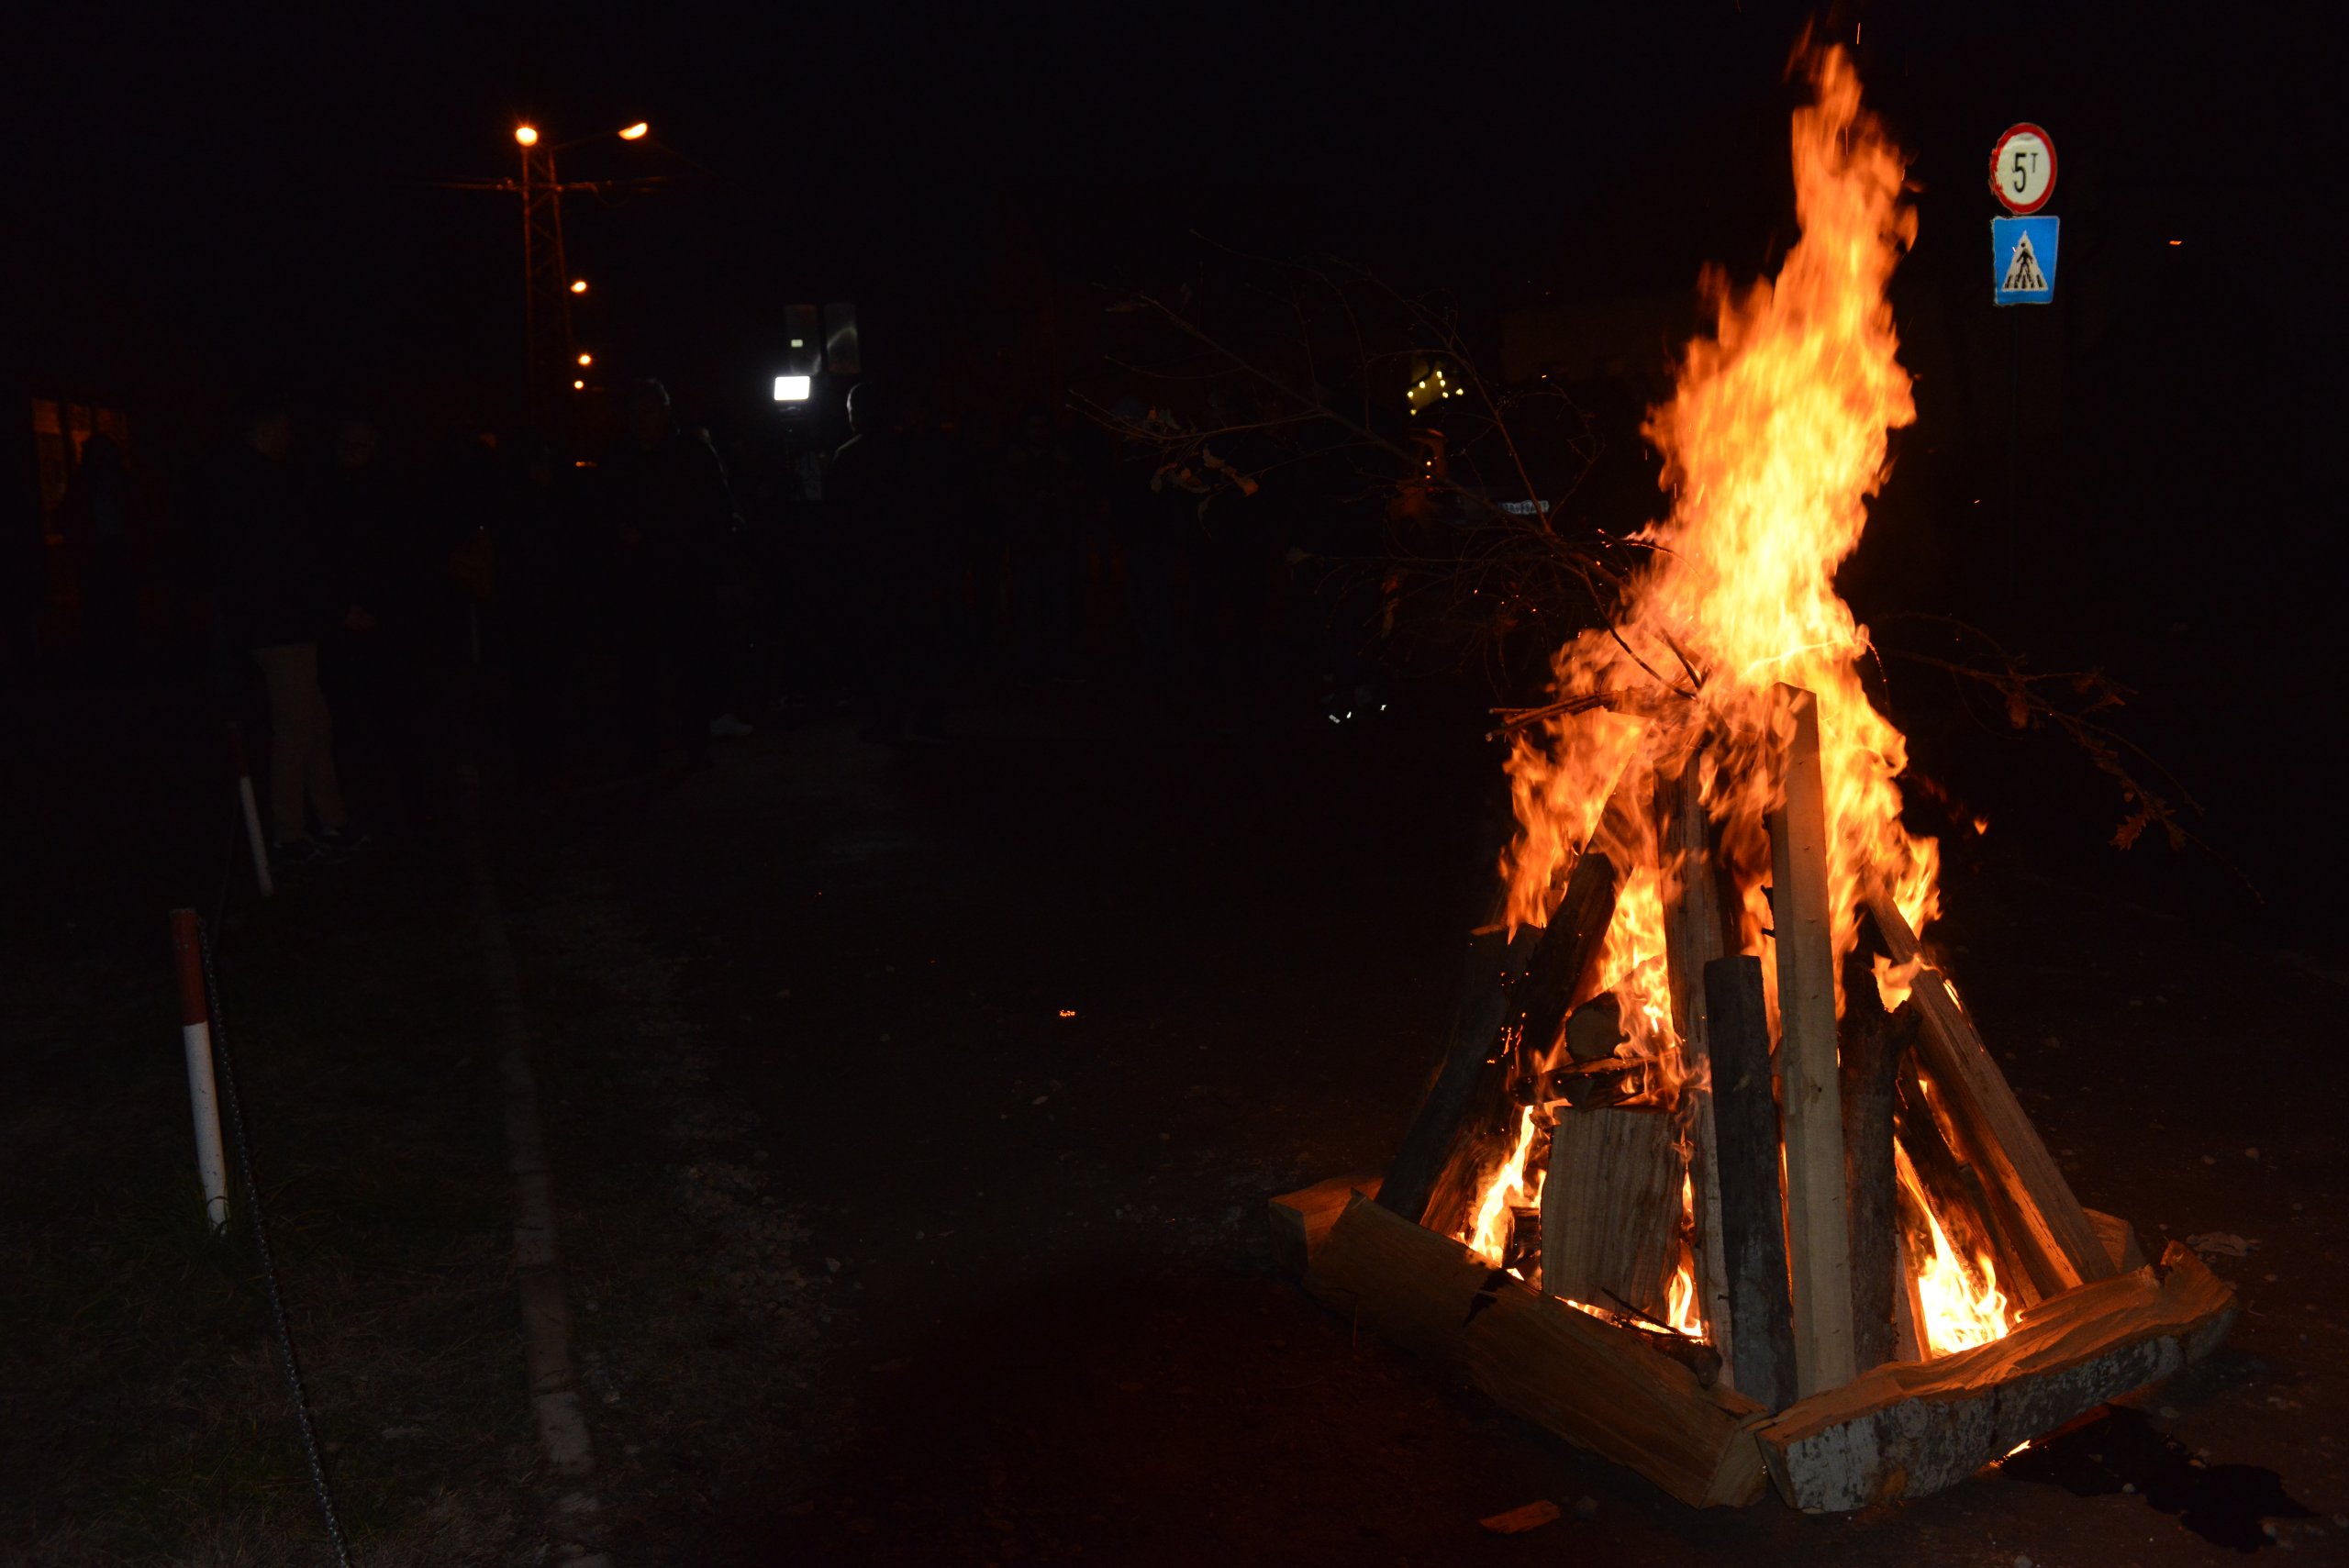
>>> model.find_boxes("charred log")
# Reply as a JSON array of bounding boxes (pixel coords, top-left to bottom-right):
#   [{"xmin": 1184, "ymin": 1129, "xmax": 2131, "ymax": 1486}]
[
  {"xmin": 1838, "ymin": 946, "xmax": 1916, "ymax": 1373},
  {"xmin": 1703, "ymin": 953, "xmax": 1798, "ymax": 1412}
]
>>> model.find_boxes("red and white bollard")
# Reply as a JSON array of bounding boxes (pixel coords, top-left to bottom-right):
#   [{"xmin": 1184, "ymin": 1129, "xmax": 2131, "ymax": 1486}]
[
  {"xmin": 228, "ymin": 722, "xmax": 273, "ymax": 897},
  {"xmin": 169, "ymin": 909, "xmax": 231, "ymax": 1229}
]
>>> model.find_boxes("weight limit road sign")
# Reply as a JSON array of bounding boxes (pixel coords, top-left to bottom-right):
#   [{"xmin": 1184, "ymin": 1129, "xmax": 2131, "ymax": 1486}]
[
  {"xmin": 1991, "ymin": 216, "xmax": 2060, "ymax": 305},
  {"xmin": 1989, "ymin": 124, "xmax": 2057, "ymax": 215}
]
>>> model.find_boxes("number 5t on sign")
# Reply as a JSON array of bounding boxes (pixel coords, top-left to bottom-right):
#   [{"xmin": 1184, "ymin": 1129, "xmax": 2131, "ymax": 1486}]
[{"xmin": 1988, "ymin": 123, "xmax": 2056, "ymax": 215}]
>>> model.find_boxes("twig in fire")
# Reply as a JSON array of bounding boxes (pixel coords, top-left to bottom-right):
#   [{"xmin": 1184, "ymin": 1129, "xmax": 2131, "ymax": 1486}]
[
  {"xmin": 1076, "ymin": 244, "xmax": 1677, "ymax": 685},
  {"xmin": 1873, "ymin": 613, "xmax": 2239, "ymax": 878}
]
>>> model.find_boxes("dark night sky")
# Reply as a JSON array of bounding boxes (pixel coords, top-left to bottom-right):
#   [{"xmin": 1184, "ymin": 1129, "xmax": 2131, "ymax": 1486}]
[
  {"xmin": 15, "ymin": 3, "xmax": 2347, "ymax": 901},
  {"xmin": 18, "ymin": 4, "xmax": 2340, "ymax": 417}
]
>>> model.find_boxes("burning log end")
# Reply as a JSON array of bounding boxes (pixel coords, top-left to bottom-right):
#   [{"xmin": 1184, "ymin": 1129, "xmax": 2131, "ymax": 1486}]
[
  {"xmin": 1596, "ymin": 1289, "xmax": 1728, "ymax": 1387},
  {"xmin": 1304, "ymin": 1198, "xmax": 1768, "ymax": 1507}
]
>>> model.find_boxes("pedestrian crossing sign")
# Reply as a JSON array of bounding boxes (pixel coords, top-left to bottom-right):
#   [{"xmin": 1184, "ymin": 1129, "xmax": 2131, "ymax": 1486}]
[{"xmin": 1991, "ymin": 216, "xmax": 2060, "ymax": 305}]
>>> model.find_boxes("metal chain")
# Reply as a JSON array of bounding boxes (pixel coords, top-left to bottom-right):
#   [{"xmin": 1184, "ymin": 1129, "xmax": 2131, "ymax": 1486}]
[{"xmin": 197, "ymin": 906, "xmax": 354, "ymax": 1567}]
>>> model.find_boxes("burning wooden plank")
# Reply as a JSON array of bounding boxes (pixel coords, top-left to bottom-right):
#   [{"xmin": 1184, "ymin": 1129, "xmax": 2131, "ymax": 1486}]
[
  {"xmin": 1703, "ymin": 953, "xmax": 1798, "ymax": 1411},
  {"xmin": 1375, "ymin": 925, "xmax": 1535, "ymax": 1228},
  {"xmin": 1889, "ymin": 1051, "xmax": 2027, "ymax": 1308},
  {"xmin": 1661, "ymin": 753, "xmax": 1738, "ymax": 1391},
  {"xmin": 1305, "ymin": 1196, "xmax": 1769, "ymax": 1507},
  {"xmin": 1754, "ymin": 1244, "xmax": 2236, "ymax": 1510},
  {"xmin": 1768, "ymin": 685, "xmax": 1857, "ymax": 1396},
  {"xmin": 1541, "ymin": 1105, "xmax": 1682, "ymax": 1325},
  {"xmin": 1403, "ymin": 851, "xmax": 1618, "ymax": 1236},
  {"xmin": 1864, "ymin": 894, "xmax": 2113, "ymax": 1295}
]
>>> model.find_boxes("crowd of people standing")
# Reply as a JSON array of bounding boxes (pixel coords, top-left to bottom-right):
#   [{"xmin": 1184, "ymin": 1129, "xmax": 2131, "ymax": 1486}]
[{"xmin": 36, "ymin": 378, "xmax": 1395, "ymax": 862}]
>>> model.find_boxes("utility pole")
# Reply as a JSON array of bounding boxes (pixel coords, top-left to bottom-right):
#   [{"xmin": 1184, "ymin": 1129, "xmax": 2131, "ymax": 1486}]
[
  {"xmin": 516, "ymin": 129, "xmax": 578, "ymax": 439},
  {"xmin": 442, "ymin": 119, "xmax": 655, "ymax": 446}
]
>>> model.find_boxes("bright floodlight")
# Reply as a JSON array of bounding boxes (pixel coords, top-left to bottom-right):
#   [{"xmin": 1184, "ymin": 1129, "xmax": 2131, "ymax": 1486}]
[
  {"xmin": 773, "ymin": 374, "xmax": 812, "ymax": 403},
  {"xmin": 570, "ymin": 279, "xmax": 588, "ymax": 295},
  {"xmin": 577, "ymin": 351, "xmax": 593, "ymax": 366},
  {"xmin": 618, "ymin": 122, "xmax": 650, "ymax": 140},
  {"xmin": 573, "ymin": 379, "xmax": 586, "ymax": 390},
  {"xmin": 515, "ymin": 125, "xmax": 540, "ymax": 147}
]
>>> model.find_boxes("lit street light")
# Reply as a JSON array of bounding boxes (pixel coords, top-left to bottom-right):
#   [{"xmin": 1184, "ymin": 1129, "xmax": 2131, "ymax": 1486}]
[
  {"xmin": 577, "ymin": 351, "xmax": 593, "ymax": 366},
  {"xmin": 439, "ymin": 117, "xmax": 652, "ymax": 435}
]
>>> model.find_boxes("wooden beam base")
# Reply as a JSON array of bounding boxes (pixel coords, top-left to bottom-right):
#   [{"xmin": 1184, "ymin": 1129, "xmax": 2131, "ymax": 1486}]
[
  {"xmin": 1303, "ymin": 1196, "xmax": 1769, "ymax": 1507},
  {"xmin": 1268, "ymin": 1173, "xmax": 1383, "ymax": 1275},
  {"xmin": 1753, "ymin": 1243, "xmax": 2235, "ymax": 1511}
]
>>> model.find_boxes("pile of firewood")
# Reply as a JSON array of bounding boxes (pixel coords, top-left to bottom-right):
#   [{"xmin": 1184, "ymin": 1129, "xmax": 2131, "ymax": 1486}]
[{"xmin": 1271, "ymin": 684, "xmax": 2235, "ymax": 1510}]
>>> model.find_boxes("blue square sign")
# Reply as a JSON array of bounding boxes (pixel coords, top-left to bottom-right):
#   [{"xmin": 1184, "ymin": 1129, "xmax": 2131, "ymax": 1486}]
[{"xmin": 1991, "ymin": 216, "xmax": 2060, "ymax": 305}]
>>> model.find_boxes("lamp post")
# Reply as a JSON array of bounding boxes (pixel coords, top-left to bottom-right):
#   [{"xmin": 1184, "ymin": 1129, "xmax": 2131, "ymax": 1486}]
[{"xmin": 507, "ymin": 120, "xmax": 649, "ymax": 438}]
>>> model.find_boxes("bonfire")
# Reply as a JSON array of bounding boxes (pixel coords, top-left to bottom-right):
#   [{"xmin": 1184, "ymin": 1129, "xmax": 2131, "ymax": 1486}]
[{"xmin": 1270, "ymin": 46, "xmax": 2234, "ymax": 1512}]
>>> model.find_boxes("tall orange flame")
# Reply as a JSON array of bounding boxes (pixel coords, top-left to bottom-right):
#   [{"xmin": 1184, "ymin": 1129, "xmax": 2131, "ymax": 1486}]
[{"xmin": 1464, "ymin": 45, "xmax": 2012, "ymax": 1359}]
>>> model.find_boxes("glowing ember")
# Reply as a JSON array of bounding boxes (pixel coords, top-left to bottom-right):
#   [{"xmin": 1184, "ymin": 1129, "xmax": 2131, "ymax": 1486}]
[{"xmin": 1463, "ymin": 45, "xmax": 2014, "ymax": 1355}]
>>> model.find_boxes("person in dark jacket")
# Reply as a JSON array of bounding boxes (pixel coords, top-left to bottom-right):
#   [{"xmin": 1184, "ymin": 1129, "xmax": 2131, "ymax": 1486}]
[
  {"xmin": 213, "ymin": 402, "xmax": 355, "ymax": 862},
  {"xmin": 601, "ymin": 379, "xmax": 741, "ymax": 770}
]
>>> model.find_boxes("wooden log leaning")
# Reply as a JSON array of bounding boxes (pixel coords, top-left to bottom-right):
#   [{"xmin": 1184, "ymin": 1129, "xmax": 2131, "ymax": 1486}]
[
  {"xmin": 1376, "ymin": 927, "xmax": 1536, "ymax": 1227},
  {"xmin": 1661, "ymin": 755, "xmax": 1738, "ymax": 1394},
  {"xmin": 1305, "ymin": 1197, "xmax": 1770, "ymax": 1507},
  {"xmin": 1864, "ymin": 893, "xmax": 2113, "ymax": 1295},
  {"xmin": 1416, "ymin": 852, "xmax": 1619, "ymax": 1237},
  {"xmin": 1754, "ymin": 1243, "xmax": 2236, "ymax": 1511},
  {"xmin": 1839, "ymin": 951, "xmax": 1918, "ymax": 1374},
  {"xmin": 1542, "ymin": 1106, "xmax": 1683, "ymax": 1325},
  {"xmin": 1767, "ymin": 685, "xmax": 1855, "ymax": 1397},
  {"xmin": 1704, "ymin": 955, "xmax": 1798, "ymax": 1412}
]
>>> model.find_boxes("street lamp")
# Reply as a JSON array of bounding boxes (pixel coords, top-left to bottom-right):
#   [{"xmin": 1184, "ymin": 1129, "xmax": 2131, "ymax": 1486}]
[{"xmin": 504, "ymin": 118, "xmax": 650, "ymax": 436}]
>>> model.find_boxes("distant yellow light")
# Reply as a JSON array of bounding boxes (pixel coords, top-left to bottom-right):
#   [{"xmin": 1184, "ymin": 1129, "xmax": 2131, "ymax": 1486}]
[
  {"xmin": 570, "ymin": 280, "xmax": 588, "ymax": 295},
  {"xmin": 2168, "ymin": 239, "xmax": 2183, "ymax": 246},
  {"xmin": 577, "ymin": 352, "xmax": 593, "ymax": 366},
  {"xmin": 573, "ymin": 379, "xmax": 585, "ymax": 390},
  {"xmin": 618, "ymin": 122, "xmax": 650, "ymax": 140},
  {"xmin": 515, "ymin": 125, "xmax": 540, "ymax": 147}
]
